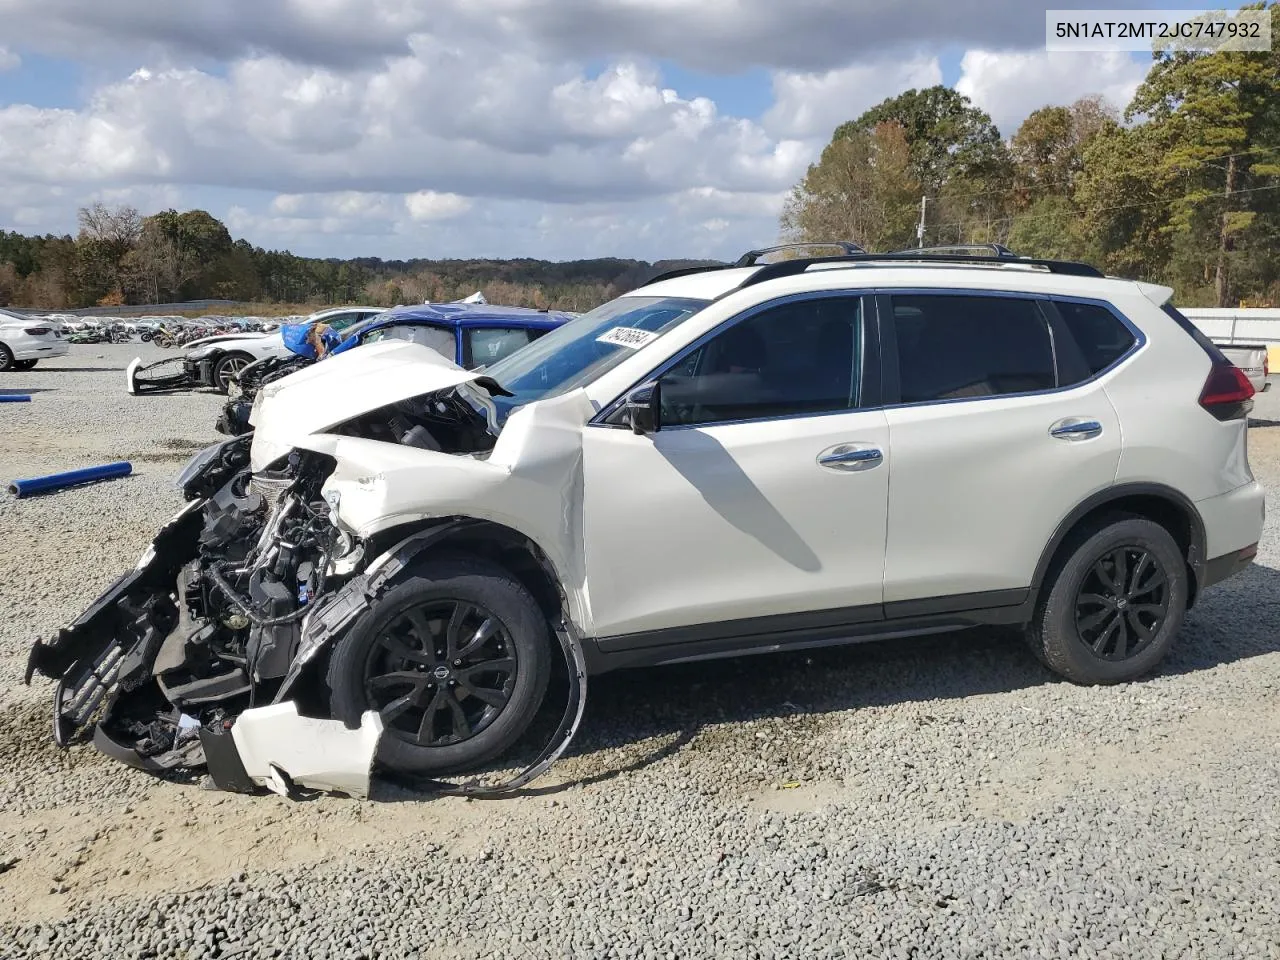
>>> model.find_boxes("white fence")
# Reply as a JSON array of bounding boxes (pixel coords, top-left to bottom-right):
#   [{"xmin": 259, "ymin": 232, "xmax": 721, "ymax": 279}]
[{"xmin": 1180, "ymin": 308, "xmax": 1280, "ymax": 345}]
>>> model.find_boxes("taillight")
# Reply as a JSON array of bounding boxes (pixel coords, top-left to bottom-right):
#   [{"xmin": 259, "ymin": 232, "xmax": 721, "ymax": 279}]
[
  {"xmin": 24, "ymin": 327, "xmax": 50, "ymax": 335},
  {"xmin": 1199, "ymin": 362, "xmax": 1255, "ymax": 421}
]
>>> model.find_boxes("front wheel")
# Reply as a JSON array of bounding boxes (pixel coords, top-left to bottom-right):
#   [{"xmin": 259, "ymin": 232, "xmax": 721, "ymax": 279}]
[
  {"xmin": 1028, "ymin": 515, "xmax": 1188, "ymax": 685},
  {"xmin": 327, "ymin": 556, "xmax": 552, "ymax": 776},
  {"xmin": 212, "ymin": 352, "xmax": 253, "ymax": 393}
]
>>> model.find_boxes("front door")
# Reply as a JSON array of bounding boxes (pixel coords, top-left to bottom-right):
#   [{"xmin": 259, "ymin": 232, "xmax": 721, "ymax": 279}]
[{"xmin": 581, "ymin": 294, "xmax": 890, "ymax": 640}]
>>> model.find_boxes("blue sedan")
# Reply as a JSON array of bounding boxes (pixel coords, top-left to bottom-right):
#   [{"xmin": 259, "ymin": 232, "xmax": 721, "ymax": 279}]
[{"xmin": 217, "ymin": 302, "xmax": 574, "ymax": 435}]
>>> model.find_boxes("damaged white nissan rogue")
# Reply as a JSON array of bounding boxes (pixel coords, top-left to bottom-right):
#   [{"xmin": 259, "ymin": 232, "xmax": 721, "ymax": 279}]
[{"xmin": 27, "ymin": 247, "xmax": 1265, "ymax": 798}]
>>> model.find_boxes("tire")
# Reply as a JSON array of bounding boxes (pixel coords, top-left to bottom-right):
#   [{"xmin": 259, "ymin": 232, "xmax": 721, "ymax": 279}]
[
  {"xmin": 0, "ymin": 344, "xmax": 13, "ymax": 372},
  {"xmin": 1027, "ymin": 514, "xmax": 1188, "ymax": 685},
  {"xmin": 212, "ymin": 352, "xmax": 253, "ymax": 394},
  {"xmin": 327, "ymin": 555, "xmax": 552, "ymax": 776},
  {"xmin": 13, "ymin": 359, "xmax": 37, "ymax": 370}
]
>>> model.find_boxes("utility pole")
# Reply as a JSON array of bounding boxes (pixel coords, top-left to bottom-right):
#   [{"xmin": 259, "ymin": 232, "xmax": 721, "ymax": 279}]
[{"xmin": 916, "ymin": 195, "xmax": 928, "ymax": 248}]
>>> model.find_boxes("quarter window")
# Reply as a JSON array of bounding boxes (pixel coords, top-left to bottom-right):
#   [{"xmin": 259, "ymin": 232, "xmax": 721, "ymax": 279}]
[
  {"xmin": 891, "ymin": 294, "xmax": 1055, "ymax": 404},
  {"xmin": 658, "ymin": 296, "xmax": 862, "ymax": 426},
  {"xmin": 1052, "ymin": 300, "xmax": 1137, "ymax": 380}
]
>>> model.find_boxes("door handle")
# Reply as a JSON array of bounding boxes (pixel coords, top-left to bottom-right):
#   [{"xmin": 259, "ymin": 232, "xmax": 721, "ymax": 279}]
[
  {"xmin": 817, "ymin": 444, "xmax": 883, "ymax": 471},
  {"xmin": 1049, "ymin": 417, "xmax": 1103, "ymax": 441}
]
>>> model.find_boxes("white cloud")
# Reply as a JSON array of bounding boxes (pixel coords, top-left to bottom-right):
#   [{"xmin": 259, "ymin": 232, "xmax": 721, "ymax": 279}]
[
  {"xmin": 764, "ymin": 55, "xmax": 943, "ymax": 140},
  {"xmin": 0, "ymin": 0, "xmax": 1166, "ymax": 260},
  {"xmin": 404, "ymin": 191, "xmax": 472, "ymax": 221},
  {"xmin": 0, "ymin": 44, "xmax": 811, "ymax": 207},
  {"xmin": 0, "ymin": 47, "xmax": 20, "ymax": 71},
  {"xmin": 955, "ymin": 49, "xmax": 1147, "ymax": 136},
  {"xmin": 1, "ymin": 0, "xmax": 1110, "ymax": 73}
]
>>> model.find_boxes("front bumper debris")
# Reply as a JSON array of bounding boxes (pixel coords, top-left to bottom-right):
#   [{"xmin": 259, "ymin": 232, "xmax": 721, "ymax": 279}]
[
  {"xmin": 126, "ymin": 356, "xmax": 208, "ymax": 395},
  {"xmin": 27, "ymin": 433, "xmax": 590, "ymax": 802}
]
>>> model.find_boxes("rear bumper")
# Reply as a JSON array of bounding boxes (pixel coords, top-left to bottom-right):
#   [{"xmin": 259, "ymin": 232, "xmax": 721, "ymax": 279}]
[
  {"xmin": 1195, "ymin": 480, "xmax": 1265, "ymax": 586},
  {"xmin": 1202, "ymin": 544, "xmax": 1258, "ymax": 590},
  {"xmin": 12, "ymin": 339, "xmax": 68, "ymax": 360}
]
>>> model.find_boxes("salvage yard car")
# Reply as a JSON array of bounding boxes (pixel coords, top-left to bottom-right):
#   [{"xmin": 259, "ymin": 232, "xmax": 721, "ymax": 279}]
[
  {"xmin": 126, "ymin": 305, "xmax": 384, "ymax": 395},
  {"xmin": 216, "ymin": 302, "xmax": 574, "ymax": 436},
  {"xmin": 0, "ymin": 307, "xmax": 68, "ymax": 370},
  {"xmin": 28, "ymin": 248, "xmax": 1265, "ymax": 798}
]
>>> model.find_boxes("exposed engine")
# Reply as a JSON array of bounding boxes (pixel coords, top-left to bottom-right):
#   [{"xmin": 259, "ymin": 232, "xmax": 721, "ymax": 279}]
[
  {"xmin": 330, "ymin": 389, "xmax": 496, "ymax": 454},
  {"xmin": 27, "ymin": 382, "xmax": 585, "ymax": 799},
  {"xmin": 28, "ymin": 437, "xmax": 347, "ymax": 782}
]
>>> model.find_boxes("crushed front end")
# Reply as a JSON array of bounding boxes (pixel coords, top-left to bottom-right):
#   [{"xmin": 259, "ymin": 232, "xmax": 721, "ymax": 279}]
[{"xmin": 25, "ymin": 434, "xmax": 382, "ymax": 797}]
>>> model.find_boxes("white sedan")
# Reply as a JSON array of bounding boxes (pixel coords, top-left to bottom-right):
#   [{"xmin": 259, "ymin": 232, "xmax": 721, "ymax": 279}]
[{"xmin": 0, "ymin": 308, "xmax": 68, "ymax": 371}]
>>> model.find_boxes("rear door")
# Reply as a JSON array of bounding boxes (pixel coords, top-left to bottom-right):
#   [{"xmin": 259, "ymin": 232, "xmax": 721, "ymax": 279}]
[{"xmin": 879, "ymin": 291, "xmax": 1130, "ymax": 610}]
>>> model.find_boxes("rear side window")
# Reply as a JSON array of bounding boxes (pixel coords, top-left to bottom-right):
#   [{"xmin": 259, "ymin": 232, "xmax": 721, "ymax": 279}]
[
  {"xmin": 891, "ymin": 294, "xmax": 1054, "ymax": 404},
  {"xmin": 1050, "ymin": 300, "xmax": 1137, "ymax": 381},
  {"xmin": 465, "ymin": 327, "xmax": 535, "ymax": 367}
]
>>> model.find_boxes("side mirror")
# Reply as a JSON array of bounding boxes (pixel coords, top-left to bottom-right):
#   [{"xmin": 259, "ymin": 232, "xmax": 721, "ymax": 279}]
[{"xmin": 624, "ymin": 380, "xmax": 661, "ymax": 435}]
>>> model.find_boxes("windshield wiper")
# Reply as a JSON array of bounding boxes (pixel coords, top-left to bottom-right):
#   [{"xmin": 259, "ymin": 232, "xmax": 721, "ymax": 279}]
[{"xmin": 472, "ymin": 375, "xmax": 514, "ymax": 398}]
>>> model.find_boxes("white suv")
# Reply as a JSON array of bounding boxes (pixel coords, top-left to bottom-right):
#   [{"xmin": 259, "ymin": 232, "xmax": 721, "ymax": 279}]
[{"xmin": 33, "ymin": 251, "xmax": 1266, "ymax": 793}]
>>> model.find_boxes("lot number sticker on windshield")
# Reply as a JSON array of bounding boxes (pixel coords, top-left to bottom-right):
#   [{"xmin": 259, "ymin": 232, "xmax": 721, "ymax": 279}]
[{"xmin": 597, "ymin": 327, "xmax": 658, "ymax": 349}]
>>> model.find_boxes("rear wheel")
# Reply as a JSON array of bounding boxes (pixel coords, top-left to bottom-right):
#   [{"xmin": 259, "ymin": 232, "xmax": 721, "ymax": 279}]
[
  {"xmin": 0, "ymin": 344, "xmax": 13, "ymax": 372},
  {"xmin": 1028, "ymin": 515, "xmax": 1187, "ymax": 684},
  {"xmin": 327, "ymin": 556, "xmax": 552, "ymax": 776},
  {"xmin": 212, "ymin": 352, "xmax": 253, "ymax": 393},
  {"xmin": 13, "ymin": 359, "xmax": 36, "ymax": 370}
]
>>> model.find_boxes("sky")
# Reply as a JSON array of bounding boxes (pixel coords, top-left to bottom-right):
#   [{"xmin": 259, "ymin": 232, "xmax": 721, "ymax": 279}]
[{"xmin": 0, "ymin": 0, "xmax": 1235, "ymax": 263}]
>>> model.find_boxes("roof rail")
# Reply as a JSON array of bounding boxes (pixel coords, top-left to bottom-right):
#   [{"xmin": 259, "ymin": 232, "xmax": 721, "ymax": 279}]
[
  {"xmin": 898, "ymin": 243, "xmax": 1017, "ymax": 258},
  {"xmin": 641, "ymin": 240, "xmax": 868, "ymax": 289},
  {"xmin": 737, "ymin": 251, "xmax": 1104, "ymax": 288},
  {"xmin": 641, "ymin": 264, "xmax": 733, "ymax": 287},
  {"xmin": 734, "ymin": 240, "xmax": 865, "ymax": 267}
]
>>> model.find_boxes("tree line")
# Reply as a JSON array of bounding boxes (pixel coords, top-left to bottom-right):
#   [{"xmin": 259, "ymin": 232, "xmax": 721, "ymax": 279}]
[
  {"xmin": 783, "ymin": 3, "xmax": 1280, "ymax": 306},
  {"xmin": 0, "ymin": 207, "xmax": 711, "ymax": 313}
]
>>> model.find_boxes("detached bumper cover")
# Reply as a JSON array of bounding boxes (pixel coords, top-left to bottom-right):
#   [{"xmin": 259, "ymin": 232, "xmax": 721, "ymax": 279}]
[{"xmin": 229, "ymin": 703, "xmax": 383, "ymax": 799}]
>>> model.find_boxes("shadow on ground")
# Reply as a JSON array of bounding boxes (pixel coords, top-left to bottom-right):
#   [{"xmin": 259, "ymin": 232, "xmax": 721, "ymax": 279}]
[{"xmin": 379, "ymin": 562, "xmax": 1280, "ymax": 799}]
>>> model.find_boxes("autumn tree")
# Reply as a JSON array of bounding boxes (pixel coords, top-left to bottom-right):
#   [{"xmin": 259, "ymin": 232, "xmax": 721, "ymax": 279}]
[
  {"xmin": 1126, "ymin": 3, "xmax": 1280, "ymax": 304},
  {"xmin": 781, "ymin": 121, "xmax": 921, "ymax": 251},
  {"xmin": 74, "ymin": 203, "xmax": 141, "ymax": 304}
]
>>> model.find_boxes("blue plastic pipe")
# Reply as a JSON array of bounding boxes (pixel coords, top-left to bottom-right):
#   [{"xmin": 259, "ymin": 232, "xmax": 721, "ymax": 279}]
[
  {"xmin": 9, "ymin": 461, "xmax": 133, "ymax": 498},
  {"xmin": 0, "ymin": 395, "xmax": 31, "ymax": 402}
]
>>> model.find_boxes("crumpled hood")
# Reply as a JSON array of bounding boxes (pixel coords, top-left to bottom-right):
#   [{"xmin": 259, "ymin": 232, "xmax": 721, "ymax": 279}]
[{"xmin": 249, "ymin": 340, "xmax": 479, "ymax": 471}]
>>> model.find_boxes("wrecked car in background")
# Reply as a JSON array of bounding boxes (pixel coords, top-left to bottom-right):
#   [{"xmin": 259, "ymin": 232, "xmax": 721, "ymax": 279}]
[
  {"xmin": 125, "ymin": 306, "xmax": 384, "ymax": 396},
  {"xmin": 216, "ymin": 302, "xmax": 573, "ymax": 436}
]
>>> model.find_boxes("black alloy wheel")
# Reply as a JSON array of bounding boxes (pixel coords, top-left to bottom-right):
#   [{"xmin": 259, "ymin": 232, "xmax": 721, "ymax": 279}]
[
  {"xmin": 365, "ymin": 600, "xmax": 519, "ymax": 748},
  {"xmin": 1073, "ymin": 545, "xmax": 1171, "ymax": 661}
]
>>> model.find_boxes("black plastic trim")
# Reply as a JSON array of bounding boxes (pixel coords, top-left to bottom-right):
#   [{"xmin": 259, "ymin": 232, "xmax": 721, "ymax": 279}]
[
  {"xmin": 1201, "ymin": 547, "xmax": 1256, "ymax": 590},
  {"xmin": 1028, "ymin": 482, "xmax": 1208, "ymax": 605},
  {"xmin": 882, "ymin": 588, "xmax": 1027, "ymax": 620},
  {"xmin": 587, "ymin": 589, "xmax": 1029, "ymax": 674}
]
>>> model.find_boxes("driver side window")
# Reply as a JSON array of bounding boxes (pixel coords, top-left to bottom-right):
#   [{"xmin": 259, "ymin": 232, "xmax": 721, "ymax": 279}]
[{"xmin": 659, "ymin": 296, "xmax": 862, "ymax": 427}]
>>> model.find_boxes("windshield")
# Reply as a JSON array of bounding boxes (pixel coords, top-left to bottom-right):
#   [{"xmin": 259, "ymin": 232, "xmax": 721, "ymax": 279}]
[{"xmin": 481, "ymin": 295, "xmax": 708, "ymax": 408}]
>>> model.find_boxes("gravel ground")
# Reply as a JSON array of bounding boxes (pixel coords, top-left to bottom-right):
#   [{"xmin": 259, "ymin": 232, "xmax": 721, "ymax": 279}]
[{"xmin": 3, "ymin": 344, "xmax": 1280, "ymax": 960}]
